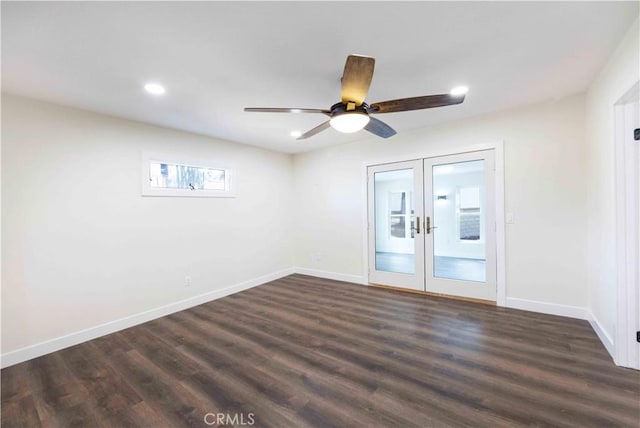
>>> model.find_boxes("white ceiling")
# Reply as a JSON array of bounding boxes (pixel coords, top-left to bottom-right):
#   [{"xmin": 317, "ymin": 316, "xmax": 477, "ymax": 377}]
[{"xmin": 2, "ymin": 2, "xmax": 637, "ymax": 153}]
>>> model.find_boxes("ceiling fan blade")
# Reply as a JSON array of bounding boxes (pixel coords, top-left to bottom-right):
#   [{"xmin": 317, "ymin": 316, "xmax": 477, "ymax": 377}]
[
  {"xmin": 297, "ymin": 121, "xmax": 331, "ymax": 140},
  {"xmin": 341, "ymin": 54, "xmax": 375, "ymax": 106},
  {"xmin": 364, "ymin": 117, "xmax": 397, "ymax": 139},
  {"xmin": 244, "ymin": 107, "xmax": 330, "ymax": 115},
  {"xmin": 369, "ymin": 94, "xmax": 465, "ymax": 114}
]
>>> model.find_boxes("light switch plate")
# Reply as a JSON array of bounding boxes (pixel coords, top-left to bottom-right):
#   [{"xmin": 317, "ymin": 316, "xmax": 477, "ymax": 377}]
[{"xmin": 506, "ymin": 212, "xmax": 515, "ymax": 224}]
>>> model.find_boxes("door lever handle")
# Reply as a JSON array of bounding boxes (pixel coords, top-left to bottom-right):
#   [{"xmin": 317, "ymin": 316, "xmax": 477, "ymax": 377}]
[
  {"xmin": 426, "ymin": 216, "xmax": 438, "ymax": 234},
  {"xmin": 415, "ymin": 216, "xmax": 420, "ymax": 234}
]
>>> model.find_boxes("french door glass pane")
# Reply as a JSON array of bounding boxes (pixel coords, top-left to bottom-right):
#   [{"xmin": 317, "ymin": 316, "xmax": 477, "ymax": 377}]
[
  {"xmin": 374, "ymin": 169, "xmax": 415, "ymax": 274},
  {"xmin": 432, "ymin": 160, "xmax": 486, "ymax": 282}
]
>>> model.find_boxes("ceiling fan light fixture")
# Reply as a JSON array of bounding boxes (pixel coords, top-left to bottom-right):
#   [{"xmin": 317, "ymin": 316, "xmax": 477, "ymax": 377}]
[
  {"xmin": 450, "ymin": 86, "xmax": 468, "ymax": 97},
  {"xmin": 330, "ymin": 112, "xmax": 370, "ymax": 133}
]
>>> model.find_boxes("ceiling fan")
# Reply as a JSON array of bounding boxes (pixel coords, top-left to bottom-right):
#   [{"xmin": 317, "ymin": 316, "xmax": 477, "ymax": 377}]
[{"xmin": 244, "ymin": 54, "xmax": 467, "ymax": 140}]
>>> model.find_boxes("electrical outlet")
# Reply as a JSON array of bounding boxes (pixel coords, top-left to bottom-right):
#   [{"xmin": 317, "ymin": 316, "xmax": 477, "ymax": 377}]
[
  {"xmin": 185, "ymin": 276, "xmax": 192, "ymax": 287},
  {"xmin": 310, "ymin": 252, "xmax": 323, "ymax": 264},
  {"xmin": 506, "ymin": 212, "xmax": 515, "ymax": 224}
]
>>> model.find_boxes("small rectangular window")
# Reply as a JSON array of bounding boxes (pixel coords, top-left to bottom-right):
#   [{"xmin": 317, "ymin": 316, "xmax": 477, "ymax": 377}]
[
  {"xmin": 458, "ymin": 186, "xmax": 481, "ymax": 240},
  {"xmin": 142, "ymin": 154, "xmax": 234, "ymax": 197},
  {"xmin": 460, "ymin": 214, "xmax": 481, "ymax": 240}
]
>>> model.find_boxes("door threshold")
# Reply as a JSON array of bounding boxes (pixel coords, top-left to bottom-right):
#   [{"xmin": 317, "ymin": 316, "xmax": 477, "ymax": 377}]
[{"xmin": 369, "ymin": 283, "xmax": 496, "ymax": 306}]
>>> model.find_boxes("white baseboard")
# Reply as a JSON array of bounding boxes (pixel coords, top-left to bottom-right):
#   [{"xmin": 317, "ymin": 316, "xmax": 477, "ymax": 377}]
[
  {"xmin": 505, "ymin": 297, "xmax": 588, "ymax": 320},
  {"xmin": 587, "ymin": 311, "xmax": 615, "ymax": 361},
  {"xmin": 0, "ymin": 267, "xmax": 296, "ymax": 368},
  {"xmin": 294, "ymin": 267, "xmax": 367, "ymax": 285},
  {"xmin": 501, "ymin": 299, "xmax": 617, "ymax": 365}
]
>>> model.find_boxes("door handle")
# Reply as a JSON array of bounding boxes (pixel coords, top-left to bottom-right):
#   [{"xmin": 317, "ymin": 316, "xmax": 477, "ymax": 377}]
[
  {"xmin": 426, "ymin": 216, "xmax": 438, "ymax": 234},
  {"xmin": 415, "ymin": 216, "xmax": 420, "ymax": 234}
]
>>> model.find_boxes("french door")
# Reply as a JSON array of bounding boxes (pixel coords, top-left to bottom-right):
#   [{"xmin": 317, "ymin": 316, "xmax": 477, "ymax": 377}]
[
  {"xmin": 368, "ymin": 150, "xmax": 497, "ymax": 301},
  {"xmin": 368, "ymin": 160, "xmax": 425, "ymax": 290},
  {"xmin": 424, "ymin": 151, "xmax": 497, "ymax": 301}
]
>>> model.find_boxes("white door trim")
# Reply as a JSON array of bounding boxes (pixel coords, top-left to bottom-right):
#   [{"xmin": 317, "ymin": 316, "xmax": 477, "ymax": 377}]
[
  {"xmin": 361, "ymin": 141, "xmax": 506, "ymax": 306},
  {"xmin": 614, "ymin": 82, "xmax": 640, "ymax": 369}
]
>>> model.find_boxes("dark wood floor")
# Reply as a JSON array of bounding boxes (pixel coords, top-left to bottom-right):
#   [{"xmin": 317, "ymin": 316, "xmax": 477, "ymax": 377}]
[{"xmin": 2, "ymin": 274, "xmax": 639, "ymax": 427}]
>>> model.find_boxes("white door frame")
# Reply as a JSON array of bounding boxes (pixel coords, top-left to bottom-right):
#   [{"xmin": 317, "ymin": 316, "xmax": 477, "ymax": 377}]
[
  {"xmin": 361, "ymin": 141, "xmax": 506, "ymax": 306},
  {"xmin": 614, "ymin": 82, "xmax": 640, "ymax": 369}
]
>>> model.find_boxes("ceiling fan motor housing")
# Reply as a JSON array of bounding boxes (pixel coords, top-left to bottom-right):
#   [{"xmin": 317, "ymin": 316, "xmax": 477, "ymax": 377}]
[{"xmin": 330, "ymin": 102, "xmax": 370, "ymax": 118}]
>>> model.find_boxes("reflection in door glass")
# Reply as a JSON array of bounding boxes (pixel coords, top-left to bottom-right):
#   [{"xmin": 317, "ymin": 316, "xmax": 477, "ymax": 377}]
[
  {"xmin": 432, "ymin": 160, "xmax": 486, "ymax": 282},
  {"xmin": 374, "ymin": 169, "xmax": 415, "ymax": 274}
]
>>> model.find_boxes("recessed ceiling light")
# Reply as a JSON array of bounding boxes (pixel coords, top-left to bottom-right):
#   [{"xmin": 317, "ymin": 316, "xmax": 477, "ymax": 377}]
[
  {"xmin": 450, "ymin": 86, "xmax": 468, "ymax": 97},
  {"xmin": 144, "ymin": 83, "xmax": 166, "ymax": 95},
  {"xmin": 290, "ymin": 130, "xmax": 302, "ymax": 138}
]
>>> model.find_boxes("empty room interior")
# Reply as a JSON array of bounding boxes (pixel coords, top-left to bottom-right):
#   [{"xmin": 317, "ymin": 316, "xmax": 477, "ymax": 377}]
[{"xmin": 2, "ymin": 1, "xmax": 640, "ymax": 427}]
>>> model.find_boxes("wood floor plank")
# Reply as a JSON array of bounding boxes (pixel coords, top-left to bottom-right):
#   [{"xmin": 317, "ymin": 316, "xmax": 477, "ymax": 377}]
[
  {"xmin": 2, "ymin": 274, "xmax": 639, "ymax": 427},
  {"xmin": 1, "ymin": 362, "xmax": 32, "ymax": 403},
  {"xmin": 105, "ymin": 349, "xmax": 212, "ymax": 427},
  {"xmin": 56, "ymin": 342, "xmax": 143, "ymax": 427},
  {"xmin": 1, "ymin": 394, "xmax": 43, "ymax": 428}
]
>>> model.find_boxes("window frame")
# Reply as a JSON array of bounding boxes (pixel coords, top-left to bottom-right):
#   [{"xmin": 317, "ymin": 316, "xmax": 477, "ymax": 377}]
[
  {"xmin": 141, "ymin": 152, "xmax": 236, "ymax": 198},
  {"xmin": 387, "ymin": 190, "xmax": 414, "ymax": 240}
]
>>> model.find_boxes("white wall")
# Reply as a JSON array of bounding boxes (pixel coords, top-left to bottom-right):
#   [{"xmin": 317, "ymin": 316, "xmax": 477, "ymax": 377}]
[
  {"xmin": 585, "ymin": 18, "xmax": 639, "ymax": 348},
  {"xmin": 1, "ymin": 94, "xmax": 294, "ymax": 356},
  {"xmin": 293, "ymin": 93, "xmax": 587, "ymax": 308}
]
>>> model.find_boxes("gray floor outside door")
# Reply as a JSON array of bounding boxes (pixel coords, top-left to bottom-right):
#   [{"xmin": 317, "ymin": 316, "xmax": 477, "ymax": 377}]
[{"xmin": 375, "ymin": 252, "xmax": 486, "ymax": 282}]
